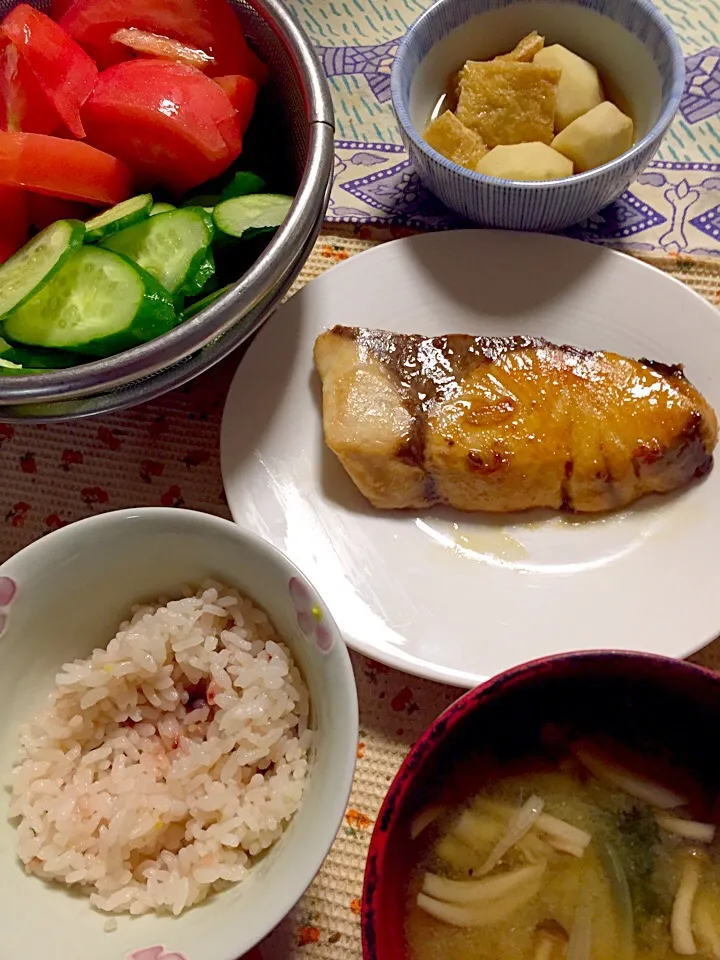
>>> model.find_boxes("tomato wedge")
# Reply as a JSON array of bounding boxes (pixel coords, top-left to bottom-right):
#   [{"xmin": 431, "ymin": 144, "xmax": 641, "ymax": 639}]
[
  {"xmin": 28, "ymin": 193, "xmax": 93, "ymax": 230},
  {"xmin": 2, "ymin": 6, "xmax": 98, "ymax": 139},
  {"xmin": 0, "ymin": 131, "xmax": 132, "ymax": 205},
  {"xmin": 0, "ymin": 185, "xmax": 29, "ymax": 263},
  {"xmin": 214, "ymin": 74, "xmax": 256, "ymax": 134},
  {"xmin": 59, "ymin": 0, "xmax": 267, "ymax": 80},
  {"xmin": 49, "ymin": 0, "xmax": 77, "ymax": 20},
  {"xmin": 0, "ymin": 37, "xmax": 59, "ymax": 135},
  {"xmin": 82, "ymin": 60, "xmax": 242, "ymax": 194}
]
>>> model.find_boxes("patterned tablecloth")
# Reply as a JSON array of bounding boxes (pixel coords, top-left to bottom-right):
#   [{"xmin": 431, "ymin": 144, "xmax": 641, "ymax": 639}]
[{"xmin": 3, "ymin": 0, "xmax": 720, "ymax": 957}]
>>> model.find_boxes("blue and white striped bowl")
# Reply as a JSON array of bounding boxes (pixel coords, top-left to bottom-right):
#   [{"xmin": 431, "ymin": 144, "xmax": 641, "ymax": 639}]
[{"xmin": 391, "ymin": 0, "xmax": 685, "ymax": 232}]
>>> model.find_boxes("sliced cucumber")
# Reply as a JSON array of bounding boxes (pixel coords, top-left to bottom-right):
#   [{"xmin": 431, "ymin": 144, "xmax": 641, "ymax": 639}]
[
  {"xmin": 0, "ymin": 365, "xmax": 49, "ymax": 376},
  {"xmin": 150, "ymin": 202, "xmax": 176, "ymax": 216},
  {"xmin": 84, "ymin": 194, "xmax": 153, "ymax": 242},
  {"xmin": 213, "ymin": 194, "xmax": 293, "ymax": 239},
  {"xmin": 182, "ymin": 194, "xmax": 219, "ymax": 209},
  {"xmin": 219, "ymin": 171, "xmax": 266, "ymax": 202},
  {"xmin": 3, "ymin": 247, "xmax": 177, "ymax": 358},
  {"xmin": 101, "ymin": 207, "xmax": 215, "ymax": 297},
  {"xmin": 0, "ymin": 219, "xmax": 85, "ymax": 319},
  {"xmin": 0, "ymin": 363, "xmax": 76, "ymax": 376},
  {"xmin": 181, "ymin": 283, "xmax": 233, "ymax": 320},
  {"xmin": 0, "ymin": 338, "xmax": 85, "ymax": 369},
  {"xmin": 0, "ymin": 356, "xmax": 21, "ymax": 370},
  {"xmin": 185, "ymin": 246, "xmax": 215, "ymax": 298}
]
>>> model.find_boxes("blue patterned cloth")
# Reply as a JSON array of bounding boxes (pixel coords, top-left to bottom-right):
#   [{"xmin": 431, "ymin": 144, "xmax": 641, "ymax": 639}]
[{"xmin": 290, "ymin": 0, "xmax": 720, "ymax": 253}]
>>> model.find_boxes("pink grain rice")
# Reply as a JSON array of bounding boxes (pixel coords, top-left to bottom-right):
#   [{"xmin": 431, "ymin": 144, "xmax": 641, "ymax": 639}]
[{"xmin": 9, "ymin": 582, "xmax": 311, "ymax": 917}]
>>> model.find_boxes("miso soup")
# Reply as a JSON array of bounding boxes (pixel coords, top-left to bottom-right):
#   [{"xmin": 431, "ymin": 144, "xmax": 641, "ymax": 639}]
[{"xmin": 405, "ymin": 741, "xmax": 720, "ymax": 960}]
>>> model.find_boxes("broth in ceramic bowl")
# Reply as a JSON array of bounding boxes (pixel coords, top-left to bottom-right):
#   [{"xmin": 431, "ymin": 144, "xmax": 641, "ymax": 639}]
[{"xmin": 362, "ymin": 652, "xmax": 720, "ymax": 960}]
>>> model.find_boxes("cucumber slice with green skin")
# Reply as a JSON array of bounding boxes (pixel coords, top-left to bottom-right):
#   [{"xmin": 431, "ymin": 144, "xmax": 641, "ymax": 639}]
[
  {"xmin": 219, "ymin": 171, "xmax": 266, "ymax": 202},
  {"xmin": 0, "ymin": 339, "xmax": 85, "ymax": 368},
  {"xmin": 0, "ymin": 219, "xmax": 85, "ymax": 320},
  {"xmin": 182, "ymin": 194, "xmax": 220, "ymax": 209},
  {"xmin": 213, "ymin": 194, "xmax": 293, "ymax": 239},
  {"xmin": 0, "ymin": 364, "xmax": 77, "ymax": 376},
  {"xmin": 0, "ymin": 337, "xmax": 84, "ymax": 372},
  {"xmin": 84, "ymin": 194, "xmax": 153, "ymax": 242},
  {"xmin": 181, "ymin": 282, "xmax": 233, "ymax": 320},
  {"xmin": 3, "ymin": 246, "xmax": 177, "ymax": 358},
  {"xmin": 101, "ymin": 207, "xmax": 215, "ymax": 297},
  {"xmin": 184, "ymin": 245, "xmax": 215, "ymax": 298},
  {"xmin": 0, "ymin": 365, "xmax": 49, "ymax": 376},
  {"xmin": 150, "ymin": 202, "xmax": 176, "ymax": 216}
]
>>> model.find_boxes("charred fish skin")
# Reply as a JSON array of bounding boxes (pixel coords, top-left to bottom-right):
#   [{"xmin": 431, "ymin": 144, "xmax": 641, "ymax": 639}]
[{"xmin": 313, "ymin": 326, "xmax": 718, "ymax": 514}]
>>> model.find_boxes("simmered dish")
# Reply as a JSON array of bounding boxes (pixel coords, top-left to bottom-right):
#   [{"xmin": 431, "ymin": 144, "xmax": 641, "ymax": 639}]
[
  {"xmin": 406, "ymin": 740, "xmax": 720, "ymax": 960},
  {"xmin": 423, "ymin": 32, "xmax": 634, "ymax": 181},
  {"xmin": 313, "ymin": 326, "xmax": 718, "ymax": 513}
]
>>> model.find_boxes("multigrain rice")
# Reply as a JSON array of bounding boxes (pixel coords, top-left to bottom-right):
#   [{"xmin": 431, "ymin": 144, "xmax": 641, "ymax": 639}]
[{"xmin": 9, "ymin": 582, "xmax": 312, "ymax": 917}]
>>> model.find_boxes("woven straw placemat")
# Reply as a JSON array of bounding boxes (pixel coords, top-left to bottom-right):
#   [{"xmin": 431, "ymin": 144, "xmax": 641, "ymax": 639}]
[{"xmin": 2, "ymin": 227, "xmax": 720, "ymax": 959}]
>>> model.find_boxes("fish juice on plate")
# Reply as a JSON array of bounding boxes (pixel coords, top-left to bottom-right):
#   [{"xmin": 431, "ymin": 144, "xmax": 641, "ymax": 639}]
[
  {"xmin": 405, "ymin": 737, "xmax": 720, "ymax": 960},
  {"xmin": 424, "ymin": 31, "xmax": 635, "ymax": 181}
]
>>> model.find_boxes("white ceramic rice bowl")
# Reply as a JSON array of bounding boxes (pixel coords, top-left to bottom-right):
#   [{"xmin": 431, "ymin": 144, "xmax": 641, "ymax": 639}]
[{"xmin": 0, "ymin": 508, "xmax": 358, "ymax": 960}]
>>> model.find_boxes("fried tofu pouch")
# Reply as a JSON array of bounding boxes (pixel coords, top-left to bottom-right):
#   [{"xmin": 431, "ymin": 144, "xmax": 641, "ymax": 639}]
[
  {"xmin": 424, "ymin": 110, "xmax": 488, "ymax": 169},
  {"xmin": 495, "ymin": 30, "xmax": 545, "ymax": 63},
  {"xmin": 456, "ymin": 60, "xmax": 561, "ymax": 147}
]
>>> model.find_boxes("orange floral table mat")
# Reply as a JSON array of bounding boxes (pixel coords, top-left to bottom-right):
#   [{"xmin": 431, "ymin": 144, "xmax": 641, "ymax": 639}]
[{"xmin": 2, "ymin": 226, "xmax": 720, "ymax": 959}]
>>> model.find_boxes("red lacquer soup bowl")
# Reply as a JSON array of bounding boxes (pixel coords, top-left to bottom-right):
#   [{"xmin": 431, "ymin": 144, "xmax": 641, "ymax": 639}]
[{"xmin": 361, "ymin": 651, "xmax": 720, "ymax": 960}]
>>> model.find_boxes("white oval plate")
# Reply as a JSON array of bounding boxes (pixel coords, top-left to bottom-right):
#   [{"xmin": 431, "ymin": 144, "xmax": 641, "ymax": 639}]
[{"xmin": 221, "ymin": 230, "xmax": 720, "ymax": 688}]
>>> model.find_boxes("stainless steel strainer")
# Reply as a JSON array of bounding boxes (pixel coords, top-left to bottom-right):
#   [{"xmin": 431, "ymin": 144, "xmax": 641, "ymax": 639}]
[{"xmin": 0, "ymin": 0, "xmax": 334, "ymax": 420}]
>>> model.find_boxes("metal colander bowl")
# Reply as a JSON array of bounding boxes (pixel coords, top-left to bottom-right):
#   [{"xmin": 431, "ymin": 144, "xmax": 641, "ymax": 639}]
[{"xmin": 0, "ymin": 0, "xmax": 334, "ymax": 421}]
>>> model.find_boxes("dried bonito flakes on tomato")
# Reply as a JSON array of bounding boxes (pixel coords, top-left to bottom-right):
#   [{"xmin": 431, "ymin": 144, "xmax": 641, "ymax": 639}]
[{"xmin": 58, "ymin": 0, "xmax": 267, "ymax": 81}]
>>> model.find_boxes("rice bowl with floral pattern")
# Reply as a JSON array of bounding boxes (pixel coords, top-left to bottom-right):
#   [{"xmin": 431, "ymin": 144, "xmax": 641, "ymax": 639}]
[{"xmin": 0, "ymin": 507, "xmax": 358, "ymax": 960}]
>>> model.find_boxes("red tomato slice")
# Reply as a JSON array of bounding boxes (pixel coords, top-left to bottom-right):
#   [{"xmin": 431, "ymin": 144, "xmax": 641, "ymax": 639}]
[
  {"xmin": 0, "ymin": 185, "xmax": 29, "ymax": 263},
  {"xmin": 2, "ymin": 5, "xmax": 98, "ymax": 139},
  {"xmin": 82, "ymin": 60, "xmax": 242, "ymax": 194},
  {"xmin": 236, "ymin": 44, "xmax": 267, "ymax": 87},
  {"xmin": 0, "ymin": 131, "xmax": 132, "ymax": 204},
  {"xmin": 214, "ymin": 74, "xmax": 256, "ymax": 134},
  {"xmin": 59, "ymin": 0, "xmax": 267, "ymax": 80},
  {"xmin": 0, "ymin": 37, "xmax": 59, "ymax": 135},
  {"xmin": 28, "ymin": 193, "xmax": 93, "ymax": 230},
  {"xmin": 48, "ymin": 0, "xmax": 77, "ymax": 20}
]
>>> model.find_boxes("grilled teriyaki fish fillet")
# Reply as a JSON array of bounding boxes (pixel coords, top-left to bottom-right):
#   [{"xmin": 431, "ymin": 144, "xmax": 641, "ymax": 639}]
[{"xmin": 314, "ymin": 326, "xmax": 718, "ymax": 513}]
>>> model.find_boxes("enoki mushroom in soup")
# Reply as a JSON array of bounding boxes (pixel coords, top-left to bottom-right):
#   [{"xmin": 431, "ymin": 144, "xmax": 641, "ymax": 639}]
[{"xmin": 405, "ymin": 737, "xmax": 720, "ymax": 960}]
